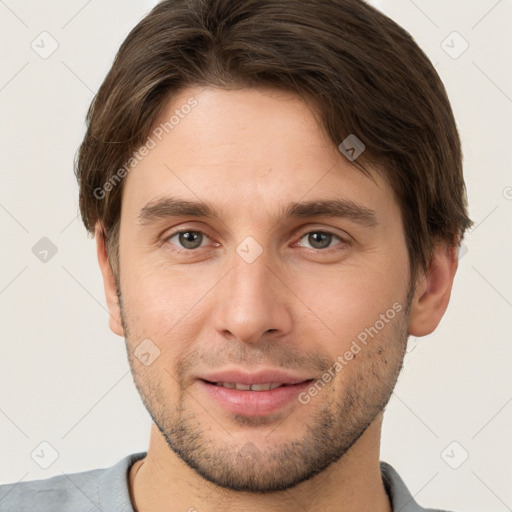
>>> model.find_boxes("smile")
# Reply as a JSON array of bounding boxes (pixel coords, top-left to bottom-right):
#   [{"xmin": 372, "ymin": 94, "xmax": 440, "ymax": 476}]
[{"xmin": 208, "ymin": 381, "xmax": 294, "ymax": 391}]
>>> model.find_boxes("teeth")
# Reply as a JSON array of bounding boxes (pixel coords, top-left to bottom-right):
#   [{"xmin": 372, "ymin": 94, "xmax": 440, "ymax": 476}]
[
  {"xmin": 213, "ymin": 382, "xmax": 285, "ymax": 391},
  {"xmin": 249, "ymin": 383, "xmax": 272, "ymax": 391}
]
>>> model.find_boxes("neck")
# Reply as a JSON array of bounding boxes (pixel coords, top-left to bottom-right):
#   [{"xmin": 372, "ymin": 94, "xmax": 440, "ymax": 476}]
[{"xmin": 129, "ymin": 415, "xmax": 392, "ymax": 512}]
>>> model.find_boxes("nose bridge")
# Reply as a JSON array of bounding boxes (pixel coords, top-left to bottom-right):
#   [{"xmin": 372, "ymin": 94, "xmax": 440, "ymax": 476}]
[
  {"xmin": 213, "ymin": 247, "xmax": 291, "ymax": 343},
  {"xmin": 232, "ymin": 249, "xmax": 272, "ymax": 300}
]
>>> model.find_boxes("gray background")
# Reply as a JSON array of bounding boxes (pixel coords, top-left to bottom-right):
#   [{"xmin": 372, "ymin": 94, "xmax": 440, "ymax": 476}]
[{"xmin": 1, "ymin": 1, "xmax": 511, "ymax": 510}]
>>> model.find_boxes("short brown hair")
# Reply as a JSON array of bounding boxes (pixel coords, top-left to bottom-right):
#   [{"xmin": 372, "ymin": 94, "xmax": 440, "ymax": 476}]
[{"xmin": 75, "ymin": 0, "xmax": 472, "ymax": 283}]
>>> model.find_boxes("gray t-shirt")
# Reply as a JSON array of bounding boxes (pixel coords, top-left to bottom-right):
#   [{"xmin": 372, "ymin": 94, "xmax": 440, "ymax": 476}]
[{"xmin": 0, "ymin": 452, "xmax": 453, "ymax": 511}]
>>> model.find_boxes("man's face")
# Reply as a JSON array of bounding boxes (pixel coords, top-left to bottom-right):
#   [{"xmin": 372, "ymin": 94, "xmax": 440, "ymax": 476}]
[{"xmin": 114, "ymin": 86, "xmax": 413, "ymax": 492}]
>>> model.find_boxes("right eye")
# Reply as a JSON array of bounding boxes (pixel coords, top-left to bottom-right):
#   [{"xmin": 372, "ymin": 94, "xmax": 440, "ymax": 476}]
[{"xmin": 165, "ymin": 230, "xmax": 210, "ymax": 251}]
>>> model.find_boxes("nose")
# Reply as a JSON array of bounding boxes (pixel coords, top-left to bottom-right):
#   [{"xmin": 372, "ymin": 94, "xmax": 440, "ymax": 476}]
[{"xmin": 212, "ymin": 250, "xmax": 293, "ymax": 345}]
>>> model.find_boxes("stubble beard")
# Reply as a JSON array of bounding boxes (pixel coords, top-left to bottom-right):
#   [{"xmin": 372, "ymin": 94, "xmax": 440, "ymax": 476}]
[{"xmin": 118, "ymin": 282, "xmax": 413, "ymax": 493}]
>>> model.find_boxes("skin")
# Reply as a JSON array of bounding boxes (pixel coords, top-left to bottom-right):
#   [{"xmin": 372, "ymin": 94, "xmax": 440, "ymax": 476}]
[{"xmin": 96, "ymin": 86, "xmax": 458, "ymax": 512}]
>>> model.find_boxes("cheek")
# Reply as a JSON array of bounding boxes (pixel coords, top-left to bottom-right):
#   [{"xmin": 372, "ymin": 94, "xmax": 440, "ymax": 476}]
[
  {"xmin": 290, "ymin": 256, "xmax": 408, "ymax": 348},
  {"xmin": 120, "ymin": 260, "xmax": 219, "ymax": 357}
]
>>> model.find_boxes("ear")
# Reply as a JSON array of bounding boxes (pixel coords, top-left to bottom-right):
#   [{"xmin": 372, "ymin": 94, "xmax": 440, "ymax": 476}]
[
  {"xmin": 408, "ymin": 242, "xmax": 459, "ymax": 337},
  {"xmin": 95, "ymin": 223, "xmax": 125, "ymax": 337}
]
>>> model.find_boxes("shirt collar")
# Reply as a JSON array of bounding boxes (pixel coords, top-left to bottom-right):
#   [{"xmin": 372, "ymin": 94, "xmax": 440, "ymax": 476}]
[
  {"xmin": 104, "ymin": 453, "xmax": 429, "ymax": 512},
  {"xmin": 380, "ymin": 461, "xmax": 429, "ymax": 511}
]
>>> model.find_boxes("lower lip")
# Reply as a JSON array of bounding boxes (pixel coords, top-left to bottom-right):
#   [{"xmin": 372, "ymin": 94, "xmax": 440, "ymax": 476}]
[{"xmin": 198, "ymin": 379, "xmax": 313, "ymax": 417}]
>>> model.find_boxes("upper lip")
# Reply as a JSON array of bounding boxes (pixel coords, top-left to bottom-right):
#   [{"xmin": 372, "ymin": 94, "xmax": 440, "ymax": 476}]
[{"xmin": 198, "ymin": 369, "xmax": 313, "ymax": 385}]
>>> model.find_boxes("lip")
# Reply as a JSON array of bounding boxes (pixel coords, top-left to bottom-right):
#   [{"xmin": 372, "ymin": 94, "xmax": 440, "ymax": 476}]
[
  {"xmin": 196, "ymin": 369, "xmax": 314, "ymax": 417},
  {"xmin": 197, "ymin": 369, "xmax": 312, "ymax": 386}
]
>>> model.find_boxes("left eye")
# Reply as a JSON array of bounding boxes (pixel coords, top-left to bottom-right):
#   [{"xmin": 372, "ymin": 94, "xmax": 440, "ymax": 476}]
[{"xmin": 296, "ymin": 231, "xmax": 345, "ymax": 250}]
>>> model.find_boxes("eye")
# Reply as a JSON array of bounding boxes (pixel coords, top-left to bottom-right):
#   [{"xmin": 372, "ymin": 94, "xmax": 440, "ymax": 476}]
[
  {"xmin": 295, "ymin": 230, "xmax": 349, "ymax": 251},
  {"xmin": 166, "ymin": 230, "xmax": 210, "ymax": 251},
  {"xmin": 163, "ymin": 228, "xmax": 350, "ymax": 255}
]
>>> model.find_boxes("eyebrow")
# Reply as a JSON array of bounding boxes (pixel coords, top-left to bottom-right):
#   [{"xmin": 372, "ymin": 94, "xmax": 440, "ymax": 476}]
[{"xmin": 137, "ymin": 196, "xmax": 378, "ymax": 228}]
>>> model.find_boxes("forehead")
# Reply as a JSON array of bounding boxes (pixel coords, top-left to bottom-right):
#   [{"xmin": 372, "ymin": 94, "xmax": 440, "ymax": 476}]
[{"xmin": 122, "ymin": 86, "xmax": 395, "ymax": 221}]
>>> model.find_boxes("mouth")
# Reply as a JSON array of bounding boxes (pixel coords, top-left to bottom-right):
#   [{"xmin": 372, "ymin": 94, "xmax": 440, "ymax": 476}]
[
  {"xmin": 197, "ymin": 378, "xmax": 315, "ymax": 417},
  {"xmin": 202, "ymin": 380, "xmax": 313, "ymax": 391}
]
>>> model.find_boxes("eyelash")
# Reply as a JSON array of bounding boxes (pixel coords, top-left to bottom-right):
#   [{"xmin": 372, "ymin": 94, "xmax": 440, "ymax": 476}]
[{"xmin": 163, "ymin": 228, "xmax": 351, "ymax": 255}]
